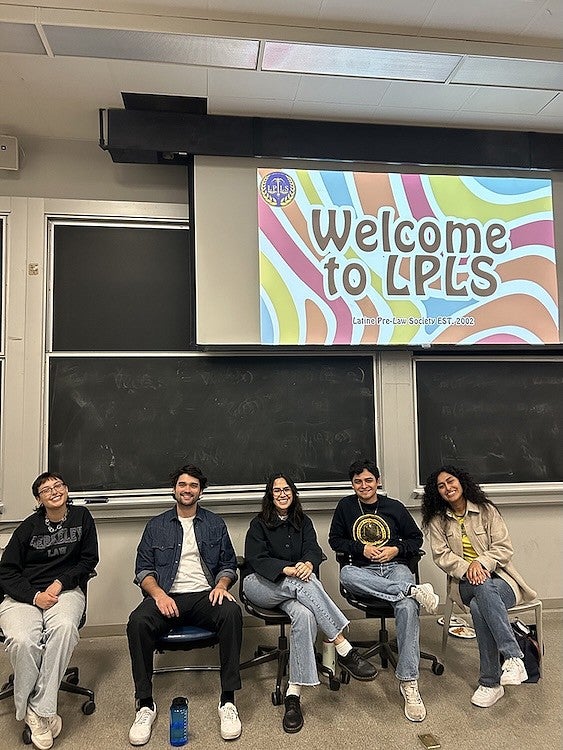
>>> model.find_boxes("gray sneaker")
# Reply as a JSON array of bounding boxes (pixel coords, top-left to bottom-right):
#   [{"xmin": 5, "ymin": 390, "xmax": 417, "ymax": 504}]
[
  {"xmin": 399, "ymin": 680, "xmax": 427, "ymax": 722},
  {"xmin": 25, "ymin": 708, "xmax": 53, "ymax": 750},
  {"xmin": 410, "ymin": 583, "xmax": 439, "ymax": 614}
]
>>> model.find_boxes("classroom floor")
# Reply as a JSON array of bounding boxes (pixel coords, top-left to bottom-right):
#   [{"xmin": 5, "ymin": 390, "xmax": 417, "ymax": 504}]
[{"xmin": 0, "ymin": 610, "xmax": 561, "ymax": 750}]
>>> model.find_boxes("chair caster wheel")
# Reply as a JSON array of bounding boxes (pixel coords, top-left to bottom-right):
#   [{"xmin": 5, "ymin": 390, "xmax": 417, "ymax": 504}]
[
  {"xmin": 82, "ymin": 699, "xmax": 96, "ymax": 715},
  {"xmin": 432, "ymin": 661, "xmax": 445, "ymax": 675},
  {"xmin": 271, "ymin": 690, "xmax": 283, "ymax": 706},
  {"xmin": 22, "ymin": 725, "xmax": 32, "ymax": 745},
  {"xmin": 329, "ymin": 677, "xmax": 340, "ymax": 691},
  {"xmin": 340, "ymin": 670, "xmax": 350, "ymax": 684}
]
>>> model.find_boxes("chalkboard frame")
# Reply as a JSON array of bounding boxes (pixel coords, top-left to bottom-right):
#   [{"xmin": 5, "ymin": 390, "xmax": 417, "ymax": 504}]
[
  {"xmin": 47, "ymin": 218, "xmax": 194, "ymax": 352},
  {"xmin": 46, "ymin": 353, "xmax": 378, "ymax": 495},
  {"xmin": 414, "ymin": 356, "xmax": 563, "ymax": 486}
]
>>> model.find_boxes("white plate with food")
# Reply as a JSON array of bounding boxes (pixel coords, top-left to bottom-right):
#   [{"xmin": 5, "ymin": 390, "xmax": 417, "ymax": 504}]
[{"xmin": 448, "ymin": 625, "xmax": 476, "ymax": 639}]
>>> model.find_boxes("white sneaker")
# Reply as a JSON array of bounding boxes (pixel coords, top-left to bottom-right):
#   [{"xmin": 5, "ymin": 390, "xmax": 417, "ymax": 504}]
[
  {"xmin": 471, "ymin": 685, "xmax": 504, "ymax": 707},
  {"xmin": 25, "ymin": 708, "xmax": 53, "ymax": 750},
  {"xmin": 399, "ymin": 680, "xmax": 427, "ymax": 722},
  {"xmin": 129, "ymin": 704, "xmax": 157, "ymax": 746},
  {"xmin": 48, "ymin": 715, "xmax": 62, "ymax": 740},
  {"xmin": 500, "ymin": 657, "xmax": 528, "ymax": 685},
  {"xmin": 218, "ymin": 702, "xmax": 242, "ymax": 740},
  {"xmin": 410, "ymin": 583, "xmax": 439, "ymax": 614}
]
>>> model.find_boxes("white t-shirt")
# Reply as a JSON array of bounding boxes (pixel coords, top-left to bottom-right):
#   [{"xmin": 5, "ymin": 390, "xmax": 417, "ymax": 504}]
[{"xmin": 169, "ymin": 516, "xmax": 211, "ymax": 594}]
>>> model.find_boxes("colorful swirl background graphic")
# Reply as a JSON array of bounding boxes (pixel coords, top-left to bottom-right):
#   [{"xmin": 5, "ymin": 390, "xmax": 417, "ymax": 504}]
[{"xmin": 258, "ymin": 169, "xmax": 558, "ymax": 345}]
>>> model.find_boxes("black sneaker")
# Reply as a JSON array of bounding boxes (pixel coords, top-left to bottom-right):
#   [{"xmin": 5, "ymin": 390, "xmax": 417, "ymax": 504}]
[
  {"xmin": 282, "ymin": 696, "xmax": 304, "ymax": 734},
  {"xmin": 338, "ymin": 648, "xmax": 378, "ymax": 681}
]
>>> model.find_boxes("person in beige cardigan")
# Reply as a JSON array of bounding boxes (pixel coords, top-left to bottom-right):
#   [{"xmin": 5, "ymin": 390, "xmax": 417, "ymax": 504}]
[{"xmin": 421, "ymin": 465, "xmax": 537, "ymax": 709}]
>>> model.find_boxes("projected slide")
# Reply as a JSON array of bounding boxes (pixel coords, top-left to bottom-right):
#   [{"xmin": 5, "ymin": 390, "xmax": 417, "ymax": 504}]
[{"xmin": 258, "ymin": 169, "xmax": 558, "ymax": 345}]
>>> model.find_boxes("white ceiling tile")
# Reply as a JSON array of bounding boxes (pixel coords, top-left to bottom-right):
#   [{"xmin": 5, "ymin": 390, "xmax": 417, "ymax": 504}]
[
  {"xmin": 380, "ymin": 80, "xmax": 475, "ymax": 110},
  {"xmin": 461, "ymin": 86, "xmax": 556, "ymax": 114},
  {"xmin": 539, "ymin": 92, "xmax": 563, "ymax": 116},
  {"xmin": 370, "ymin": 105, "xmax": 457, "ymax": 127},
  {"xmin": 0, "ymin": 22, "xmax": 46, "ymax": 54},
  {"xmin": 208, "ymin": 0, "xmax": 323, "ymax": 23},
  {"xmin": 296, "ymin": 75, "xmax": 389, "ymax": 105},
  {"xmin": 107, "ymin": 59, "xmax": 208, "ymax": 96},
  {"xmin": 208, "ymin": 69, "xmax": 300, "ymax": 100},
  {"xmin": 520, "ymin": 2, "xmax": 563, "ymax": 40},
  {"xmin": 317, "ymin": 0, "xmax": 435, "ymax": 32},
  {"xmin": 422, "ymin": 0, "xmax": 543, "ymax": 40},
  {"xmin": 290, "ymin": 99, "xmax": 377, "ymax": 122},
  {"xmin": 450, "ymin": 109, "xmax": 545, "ymax": 130},
  {"xmin": 209, "ymin": 96, "xmax": 293, "ymax": 118}
]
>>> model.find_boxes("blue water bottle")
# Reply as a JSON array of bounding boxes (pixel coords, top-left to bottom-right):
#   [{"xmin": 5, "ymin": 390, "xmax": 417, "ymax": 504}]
[{"xmin": 169, "ymin": 696, "xmax": 189, "ymax": 746}]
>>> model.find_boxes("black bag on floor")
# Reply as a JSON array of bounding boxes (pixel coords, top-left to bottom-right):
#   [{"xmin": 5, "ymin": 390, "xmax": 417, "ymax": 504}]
[{"xmin": 508, "ymin": 620, "xmax": 541, "ymax": 683}]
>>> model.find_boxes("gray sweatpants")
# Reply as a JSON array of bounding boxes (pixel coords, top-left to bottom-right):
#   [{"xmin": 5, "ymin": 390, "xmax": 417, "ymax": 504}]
[{"xmin": 0, "ymin": 588, "xmax": 84, "ymax": 720}]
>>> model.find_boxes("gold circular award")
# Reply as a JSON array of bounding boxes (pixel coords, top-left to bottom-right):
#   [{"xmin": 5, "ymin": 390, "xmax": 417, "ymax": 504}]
[{"xmin": 352, "ymin": 514, "xmax": 390, "ymax": 547}]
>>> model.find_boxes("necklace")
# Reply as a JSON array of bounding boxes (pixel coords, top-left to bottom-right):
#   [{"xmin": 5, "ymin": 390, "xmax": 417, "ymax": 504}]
[
  {"xmin": 45, "ymin": 509, "xmax": 68, "ymax": 533},
  {"xmin": 358, "ymin": 498, "xmax": 378, "ymax": 515}
]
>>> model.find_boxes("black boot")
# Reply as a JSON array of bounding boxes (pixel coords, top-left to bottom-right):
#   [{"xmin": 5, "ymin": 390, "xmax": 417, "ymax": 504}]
[
  {"xmin": 282, "ymin": 695, "xmax": 304, "ymax": 733},
  {"xmin": 338, "ymin": 648, "xmax": 378, "ymax": 681}
]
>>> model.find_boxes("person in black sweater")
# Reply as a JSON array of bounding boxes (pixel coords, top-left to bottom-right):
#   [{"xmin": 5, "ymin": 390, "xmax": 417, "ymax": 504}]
[
  {"xmin": 243, "ymin": 473, "xmax": 376, "ymax": 734},
  {"xmin": 329, "ymin": 459, "xmax": 438, "ymax": 724},
  {"xmin": 0, "ymin": 472, "xmax": 98, "ymax": 750}
]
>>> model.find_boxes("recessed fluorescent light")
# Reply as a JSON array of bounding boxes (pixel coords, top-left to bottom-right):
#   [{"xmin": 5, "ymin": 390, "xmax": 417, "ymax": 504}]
[
  {"xmin": 0, "ymin": 21, "xmax": 47, "ymax": 55},
  {"xmin": 44, "ymin": 25, "xmax": 259, "ymax": 69},
  {"xmin": 262, "ymin": 41, "xmax": 461, "ymax": 83},
  {"xmin": 452, "ymin": 56, "xmax": 563, "ymax": 90}
]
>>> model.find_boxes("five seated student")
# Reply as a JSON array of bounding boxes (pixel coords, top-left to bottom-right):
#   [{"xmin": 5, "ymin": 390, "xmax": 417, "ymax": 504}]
[
  {"xmin": 2, "ymin": 461, "xmax": 540, "ymax": 744},
  {"xmin": 421, "ymin": 465, "xmax": 538, "ymax": 708},
  {"xmin": 126, "ymin": 464, "xmax": 243, "ymax": 745},
  {"xmin": 242, "ymin": 473, "xmax": 377, "ymax": 734},
  {"xmin": 0, "ymin": 472, "xmax": 99, "ymax": 750},
  {"xmin": 328, "ymin": 459, "xmax": 439, "ymax": 723}
]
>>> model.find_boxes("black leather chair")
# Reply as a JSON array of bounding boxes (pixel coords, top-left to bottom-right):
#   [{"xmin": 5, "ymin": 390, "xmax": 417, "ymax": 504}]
[
  {"xmin": 336, "ymin": 551, "xmax": 444, "ymax": 682},
  {"xmin": 0, "ymin": 578, "xmax": 96, "ymax": 745},
  {"xmin": 238, "ymin": 558, "xmax": 340, "ymax": 705}
]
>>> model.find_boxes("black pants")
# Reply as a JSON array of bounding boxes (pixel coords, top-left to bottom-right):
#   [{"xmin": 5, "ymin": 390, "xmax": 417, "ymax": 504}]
[{"xmin": 127, "ymin": 591, "xmax": 243, "ymax": 701}]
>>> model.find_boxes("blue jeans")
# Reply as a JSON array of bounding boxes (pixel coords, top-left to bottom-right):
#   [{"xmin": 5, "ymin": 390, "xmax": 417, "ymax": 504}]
[
  {"xmin": 459, "ymin": 575, "xmax": 522, "ymax": 687},
  {"xmin": 243, "ymin": 573, "xmax": 349, "ymax": 685},
  {"xmin": 340, "ymin": 562, "xmax": 419, "ymax": 681}
]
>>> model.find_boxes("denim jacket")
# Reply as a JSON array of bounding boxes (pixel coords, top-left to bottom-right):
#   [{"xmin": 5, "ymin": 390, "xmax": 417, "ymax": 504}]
[{"xmin": 134, "ymin": 505, "xmax": 238, "ymax": 593}]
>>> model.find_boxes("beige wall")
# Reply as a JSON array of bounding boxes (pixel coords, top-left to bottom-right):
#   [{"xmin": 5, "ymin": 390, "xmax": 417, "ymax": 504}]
[{"xmin": 0, "ymin": 138, "xmax": 561, "ymax": 631}]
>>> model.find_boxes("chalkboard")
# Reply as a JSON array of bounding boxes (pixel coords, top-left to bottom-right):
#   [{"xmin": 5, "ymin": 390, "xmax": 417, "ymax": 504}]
[
  {"xmin": 52, "ymin": 223, "xmax": 193, "ymax": 351},
  {"xmin": 416, "ymin": 359, "xmax": 563, "ymax": 484},
  {"xmin": 48, "ymin": 356, "xmax": 376, "ymax": 491}
]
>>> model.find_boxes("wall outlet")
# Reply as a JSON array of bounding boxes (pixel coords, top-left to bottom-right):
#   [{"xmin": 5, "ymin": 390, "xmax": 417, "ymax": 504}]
[{"xmin": 0, "ymin": 135, "xmax": 19, "ymax": 170}]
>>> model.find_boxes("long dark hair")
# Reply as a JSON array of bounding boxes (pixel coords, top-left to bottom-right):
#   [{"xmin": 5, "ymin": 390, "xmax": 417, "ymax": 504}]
[
  {"xmin": 259, "ymin": 473, "xmax": 304, "ymax": 529},
  {"xmin": 421, "ymin": 465, "xmax": 493, "ymax": 529}
]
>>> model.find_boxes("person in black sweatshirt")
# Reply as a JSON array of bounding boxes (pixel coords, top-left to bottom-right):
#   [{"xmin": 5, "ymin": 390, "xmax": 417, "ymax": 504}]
[
  {"xmin": 329, "ymin": 459, "xmax": 438, "ymax": 725},
  {"xmin": 0, "ymin": 471, "xmax": 98, "ymax": 750}
]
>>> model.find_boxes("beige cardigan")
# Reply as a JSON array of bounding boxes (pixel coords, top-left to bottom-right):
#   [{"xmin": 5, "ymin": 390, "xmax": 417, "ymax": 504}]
[{"xmin": 426, "ymin": 500, "xmax": 537, "ymax": 609}]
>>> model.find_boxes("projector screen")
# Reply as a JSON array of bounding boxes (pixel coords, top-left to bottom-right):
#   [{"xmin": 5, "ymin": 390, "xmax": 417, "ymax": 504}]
[{"xmin": 194, "ymin": 157, "xmax": 562, "ymax": 348}]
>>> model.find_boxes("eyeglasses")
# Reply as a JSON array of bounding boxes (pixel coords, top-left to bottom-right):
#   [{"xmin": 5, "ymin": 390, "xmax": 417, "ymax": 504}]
[
  {"xmin": 38, "ymin": 481, "xmax": 66, "ymax": 498},
  {"xmin": 272, "ymin": 487, "xmax": 292, "ymax": 496}
]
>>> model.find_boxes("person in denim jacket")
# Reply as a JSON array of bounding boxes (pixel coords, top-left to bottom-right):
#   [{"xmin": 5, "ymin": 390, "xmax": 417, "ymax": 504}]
[{"xmin": 126, "ymin": 465, "xmax": 242, "ymax": 745}]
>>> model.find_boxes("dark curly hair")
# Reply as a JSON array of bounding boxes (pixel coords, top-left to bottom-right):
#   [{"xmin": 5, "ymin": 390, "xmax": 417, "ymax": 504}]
[
  {"xmin": 421, "ymin": 465, "xmax": 493, "ymax": 529},
  {"xmin": 259, "ymin": 473, "xmax": 304, "ymax": 529}
]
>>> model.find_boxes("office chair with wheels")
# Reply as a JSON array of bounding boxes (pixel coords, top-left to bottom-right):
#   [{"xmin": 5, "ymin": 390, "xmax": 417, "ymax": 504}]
[
  {"xmin": 0, "ymin": 576, "xmax": 96, "ymax": 746},
  {"xmin": 238, "ymin": 558, "xmax": 340, "ymax": 705},
  {"xmin": 336, "ymin": 552, "xmax": 444, "ymax": 683}
]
